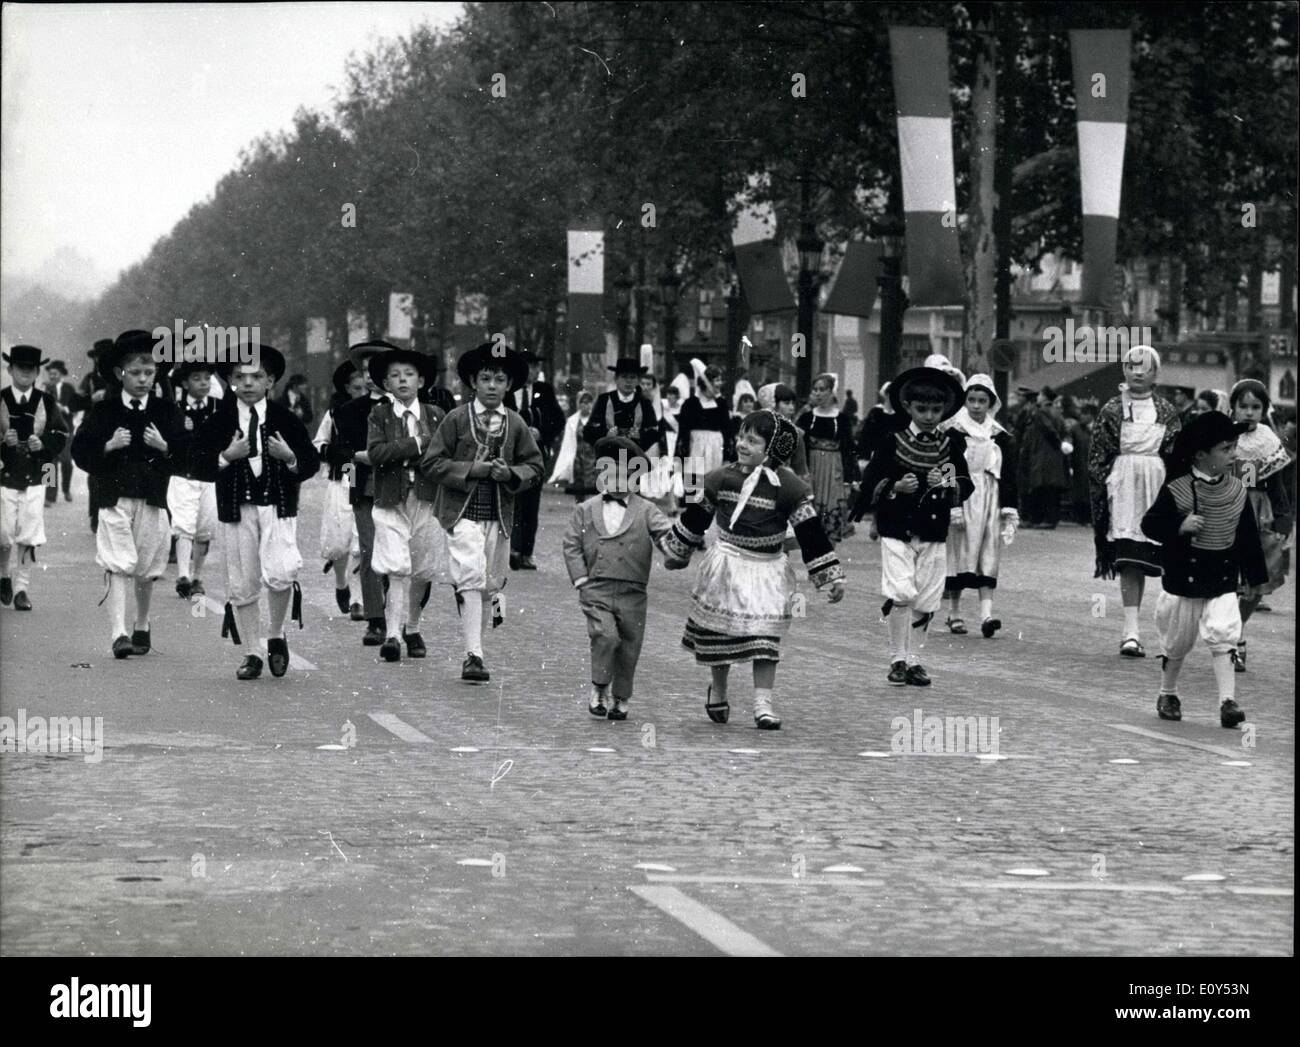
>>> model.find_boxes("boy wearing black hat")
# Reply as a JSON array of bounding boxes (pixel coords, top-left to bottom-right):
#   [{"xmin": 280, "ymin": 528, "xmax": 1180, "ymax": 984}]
[
  {"xmin": 367, "ymin": 347, "xmax": 447, "ymax": 662},
  {"xmin": 1141, "ymin": 412, "xmax": 1268, "ymax": 728},
  {"xmin": 582, "ymin": 358, "xmax": 662, "ymax": 452},
  {"xmin": 70, "ymin": 331, "xmax": 184, "ymax": 653},
  {"xmin": 168, "ymin": 361, "xmax": 222, "ymax": 599},
  {"xmin": 421, "ymin": 342, "xmax": 544, "ymax": 682},
  {"xmin": 42, "ymin": 359, "xmax": 77, "ymax": 504},
  {"xmin": 192, "ymin": 346, "xmax": 320, "ymax": 680},
  {"xmin": 333, "ymin": 341, "xmax": 397, "ymax": 643},
  {"xmin": 314, "ymin": 359, "xmax": 368, "ymax": 616},
  {"xmin": 1, "ymin": 345, "xmax": 70, "ymax": 610},
  {"xmin": 852, "ymin": 367, "xmax": 973, "ymax": 687},
  {"xmin": 562, "ymin": 435, "xmax": 675, "ymax": 719}
]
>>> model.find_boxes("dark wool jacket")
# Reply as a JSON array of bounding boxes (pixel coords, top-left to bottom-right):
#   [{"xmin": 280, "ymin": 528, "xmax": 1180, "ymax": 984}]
[
  {"xmin": 674, "ymin": 396, "xmax": 736, "ymax": 465},
  {"xmin": 1087, "ymin": 391, "xmax": 1181, "ymax": 578},
  {"xmin": 71, "ymin": 393, "xmax": 185, "ymax": 509},
  {"xmin": 1, "ymin": 387, "xmax": 69, "ymax": 490},
  {"xmin": 367, "ymin": 398, "xmax": 446, "ymax": 508},
  {"xmin": 856, "ymin": 405, "xmax": 904, "ymax": 464},
  {"xmin": 795, "ymin": 410, "xmax": 861, "ymax": 481},
  {"xmin": 192, "ymin": 397, "xmax": 321, "ymax": 523},
  {"xmin": 853, "ymin": 427, "xmax": 974, "ymax": 542},
  {"xmin": 582, "ymin": 389, "xmax": 664, "ymax": 452},
  {"xmin": 420, "ymin": 402, "xmax": 544, "ymax": 536},
  {"xmin": 333, "ymin": 393, "xmax": 385, "ymax": 504},
  {"xmin": 505, "ymin": 380, "xmax": 567, "ymax": 451},
  {"xmin": 1141, "ymin": 472, "xmax": 1268, "ymax": 599},
  {"xmin": 173, "ymin": 394, "xmax": 224, "ymax": 480}
]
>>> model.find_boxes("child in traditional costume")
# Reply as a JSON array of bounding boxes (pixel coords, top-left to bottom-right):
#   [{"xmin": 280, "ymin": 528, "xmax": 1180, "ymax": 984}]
[
  {"xmin": 550, "ymin": 390, "xmax": 599, "ymax": 500},
  {"xmin": 941, "ymin": 374, "xmax": 1019, "ymax": 637},
  {"xmin": 1088, "ymin": 345, "xmax": 1181, "ymax": 658},
  {"xmin": 675, "ymin": 359, "xmax": 735, "ymax": 498},
  {"xmin": 314, "ymin": 360, "xmax": 368, "ymax": 616},
  {"xmin": 663, "ymin": 410, "xmax": 845, "ymax": 729},
  {"xmin": 795, "ymin": 372, "xmax": 859, "ymax": 542}
]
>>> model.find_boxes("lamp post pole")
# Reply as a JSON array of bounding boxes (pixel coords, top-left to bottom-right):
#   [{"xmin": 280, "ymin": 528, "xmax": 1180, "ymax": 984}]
[
  {"xmin": 614, "ymin": 274, "xmax": 633, "ymax": 358},
  {"xmin": 659, "ymin": 268, "xmax": 681, "ymax": 386},
  {"xmin": 796, "ymin": 219, "xmax": 825, "ymax": 400},
  {"xmin": 877, "ymin": 232, "xmax": 907, "ymax": 385}
]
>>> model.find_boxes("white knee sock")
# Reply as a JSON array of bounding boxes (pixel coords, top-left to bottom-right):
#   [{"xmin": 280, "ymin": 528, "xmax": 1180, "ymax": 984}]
[
  {"xmin": 191, "ymin": 539, "xmax": 209, "ymax": 581},
  {"xmin": 753, "ymin": 686, "xmax": 775, "ymax": 717},
  {"xmin": 386, "ymin": 576, "xmax": 409, "ymax": 639},
  {"xmin": 978, "ymin": 596, "xmax": 993, "ymax": 621},
  {"xmin": 947, "ymin": 592, "xmax": 960, "ymax": 617},
  {"xmin": 133, "ymin": 578, "xmax": 153, "ymax": 632},
  {"xmin": 176, "ymin": 536, "xmax": 194, "ymax": 578},
  {"xmin": 108, "ymin": 573, "xmax": 130, "ymax": 639},
  {"xmin": 333, "ymin": 559, "xmax": 349, "ymax": 589},
  {"xmin": 267, "ymin": 588, "xmax": 290, "ymax": 639},
  {"xmin": 910, "ymin": 609, "xmax": 931, "ymax": 664},
  {"xmin": 407, "ymin": 582, "xmax": 425, "ymax": 632},
  {"xmin": 1212, "ymin": 651, "xmax": 1236, "ymax": 702},
  {"xmin": 14, "ymin": 544, "xmax": 32, "ymax": 591},
  {"xmin": 1160, "ymin": 655, "xmax": 1184, "ymax": 694},
  {"xmin": 460, "ymin": 590, "xmax": 483, "ymax": 657},
  {"xmin": 1123, "ymin": 605, "xmax": 1140, "ymax": 639},
  {"xmin": 236, "ymin": 602, "xmax": 262, "ymax": 652},
  {"xmin": 0, "ymin": 545, "xmax": 10, "ymax": 577},
  {"xmin": 887, "ymin": 608, "xmax": 910, "ymax": 663}
]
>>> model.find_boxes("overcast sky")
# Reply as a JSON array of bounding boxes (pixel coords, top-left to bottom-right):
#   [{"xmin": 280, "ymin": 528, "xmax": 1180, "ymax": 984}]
[{"xmin": 1, "ymin": 2, "xmax": 463, "ymax": 292}]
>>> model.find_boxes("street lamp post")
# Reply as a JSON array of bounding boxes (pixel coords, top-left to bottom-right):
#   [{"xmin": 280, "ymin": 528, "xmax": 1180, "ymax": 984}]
[
  {"xmin": 614, "ymin": 274, "xmax": 634, "ymax": 358},
  {"xmin": 877, "ymin": 233, "xmax": 908, "ymax": 386},
  {"xmin": 796, "ymin": 219, "xmax": 824, "ymax": 399},
  {"xmin": 659, "ymin": 268, "xmax": 681, "ymax": 385},
  {"xmin": 725, "ymin": 259, "xmax": 741, "ymax": 395}
]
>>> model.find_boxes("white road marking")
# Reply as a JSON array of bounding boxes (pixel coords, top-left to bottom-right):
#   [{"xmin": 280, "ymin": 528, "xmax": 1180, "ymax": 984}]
[
  {"xmin": 199, "ymin": 596, "xmax": 318, "ymax": 669},
  {"xmin": 367, "ymin": 712, "xmax": 434, "ymax": 744},
  {"xmin": 587, "ymin": 747, "xmax": 616, "ymax": 753},
  {"xmin": 960, "ymin": 880, "xmax": 1185, "ymax": 894},
  {"xmin": 629, "ymin": 884, "xmax": 782, "ymax": 957},
  {"xmin": 1220, "ymin": 760, "xmax": 1253, "ymax": 767},
  {"xmin": 1109, "ymin": 758, "xmax": 1140, "ymax": 764},
  {"xmin": 457, "ymin": 858, "xmax": 494, "ymax": 867},
  {"xmin": 1106, "ymin": 723, "xmax": 1249, "ymax": 760},
  {"xmin": 822, "ymin": 864, "xmax": 865, "ymax": 873},
  {"xmin": 1228, "ymin": 886, "xmax": 1292, "ymax": 897},
  {"xmin": 633, "ymin": 863, "xmax": 678, "ymax": 873},
  {"xmin": 644, "ymin": 873, "xmax": 884, "ymax": 887},
  {"xmin": 1005, "ymin": 868, "xmax": 1051, "ymax": 877},
  {"xmin": 1182, "ymin": 873, "xmax": 1226, "ymax": 882}
]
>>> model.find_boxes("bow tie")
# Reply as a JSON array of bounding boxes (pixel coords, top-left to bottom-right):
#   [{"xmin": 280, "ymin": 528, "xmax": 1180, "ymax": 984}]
[
  {"xmin": 915, "ymin": 430, "xmax": 939, "ymax": 443},
  {"xmin": 602, "ymin": 493, "xmax": 629, "ymax": 505}
]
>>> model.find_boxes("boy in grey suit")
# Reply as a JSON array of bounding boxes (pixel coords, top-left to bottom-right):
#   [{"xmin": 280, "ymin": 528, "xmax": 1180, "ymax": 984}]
[{"xmin": 563, "ymin": 435, "xmax": 674, "ymax": 720}]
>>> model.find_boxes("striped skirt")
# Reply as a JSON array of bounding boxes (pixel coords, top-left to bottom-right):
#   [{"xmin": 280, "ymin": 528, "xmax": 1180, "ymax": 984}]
[{"xmin": 681, "ymin": 540, "xmax": 797, "ymax": 665}]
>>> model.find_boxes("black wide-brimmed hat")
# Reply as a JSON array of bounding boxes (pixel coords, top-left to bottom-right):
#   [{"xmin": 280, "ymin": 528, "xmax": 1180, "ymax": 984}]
[
  {"xmin": 593, "ymin": 434, "xmax": 650, "ymax": 472},
  {"xmin": 456, "ymin": 341, "xmax": 527, "ymax": 390},
  {"xmin": 88, "ymin": 338, "xmax": 115, "ymax": 360},
  {"xmin": 368, "ymin": 347, "xmax": 434, "ymax": 388},
  {"xmin": 223, "ymin": 344, "xmax": 286, "ymax": 383},
  {"xmin": 888, "ymin": 366, "xmax": 964, "ymax": 421},
  {"xmin": 348, "ymin": 339, "xmax": 399, "ymax": 374},
  {"xmin": 3, "ymin": 345, "xmax": 50, "ymax": 370},
  {"xmin": 46, "ymin": 359, "xmax": 68, "ymax": 375},
  {"xmin": 172, "ymin": 358, "xmax": 218, "ymax": 382},
  {"xmin": 98, "ymin": 330, "xmax": 172, "ymax": 384},
  {"xmin": 1171, "ymin": 411, "xmax": 1251, "ymax": 469},
  {"xmin": 608, "ymin": 357, "xmax": 648, "ymax": 377},
  {"xmin": 332, "ymin": 360, "xmax": 359, "ymax": 395}
]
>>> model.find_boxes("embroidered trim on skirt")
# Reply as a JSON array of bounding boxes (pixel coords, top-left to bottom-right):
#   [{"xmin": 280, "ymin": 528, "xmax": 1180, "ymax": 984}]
[
  {"xmin": 1112, "ymin": 537, "xmax": 1162, "ymax": 576},
  {"xmin": 680, "ymin": 539, "xmax": 797, "ymax": 665}
]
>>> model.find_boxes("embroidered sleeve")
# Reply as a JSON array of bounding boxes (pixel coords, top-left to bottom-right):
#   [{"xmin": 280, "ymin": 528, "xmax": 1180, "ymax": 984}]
[{"xmin": 791, "ymin": 499, "xmax": 844, "ymax": 589}]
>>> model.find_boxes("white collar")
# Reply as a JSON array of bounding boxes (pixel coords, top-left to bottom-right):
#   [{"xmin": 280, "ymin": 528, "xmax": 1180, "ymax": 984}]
[
  {"xmin": 908, "ymin": 421, "xmax": 939, "ymax": 437},
  {"xmin": 1191, "ymin": 467, "xmax": 1224, "ymax": 482},
  {"xmin": 187, "ymin": 394, "xmax": 208, "ymax": 408},
  {"xmin": 12, "ymin": 387, "xmax": 33, "ymax": 403},
  {"xmin": 121, "ymin": 390, "xmax": 148, "ymax": 409},
  {"xmin": 473, "ymin": 399, "xmax": 506, "ymax": 416},
  {"xmin": 616, "ymin": 390, "xmax": 636, "ymax": 404},
  {"xmin": 390, "ymin": 396, "xmax": 420, "ymax": 414},
  {"xmin": 237, "ymin": 396, "xmax": 267, "ymax": 416},
  {"xmin": 697, "ymin": 395, "xmax": 717, "ymax": 410},
  {"xmin": 812, "ymin": 405, "xmax": 839, "ymax": 418}
]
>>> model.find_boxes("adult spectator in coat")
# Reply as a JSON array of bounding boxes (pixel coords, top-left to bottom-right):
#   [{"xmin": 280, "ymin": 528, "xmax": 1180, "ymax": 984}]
[
  {"xmin": 581, "ymin": 357, "xmax": 662, "ymax": 452},
  {"xmin": 504, "ymin": 350, "xmax": 565, "ymax": 570},
  {"xmin": 42, "ymin": 360, "xmax": 78, "ymax": 503},
  {"xmin": 1021, "ymin": 387, "xmax": 1070, "ymax": 528},
  {"xmin": 79, "ymin": 340, "xmax": 116, "ymax": 531},
  {"xmin": 278, "ymin": 373, "xmax": 314, "ymax": 429}
]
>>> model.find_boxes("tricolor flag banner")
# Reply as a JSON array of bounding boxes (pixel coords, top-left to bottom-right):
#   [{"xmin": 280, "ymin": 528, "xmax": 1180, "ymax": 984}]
[
  {"xmin": 731, "ymin": 174, "xmax": 796, "ymax": 314},
  {"xmin": 889, "ymin": 26, "xmax": 965, "ymax": 306},
  {"xmin": 306, "ymin": 317, "xmax": 329, "ymax": 355},
  {"xmin": 1071, "ymin": 29, "xmax": 1131, "ymax": 310},
  {"xmin": 453, "ymin": 291, "xmax": 489, "ymax": 331},
  {"xmin": 388, "ymin": 292, "xmax": 414, "ymax": 341},
  {"xmin": 567, "ymin": 220, "xmax": 605, "ymax": 356},
  {"xmin": 347, "ymin": 310, "xmax": 369, "ymax": 346},
  {"xmin": 821, "ymin": 241, "xmax": 882, "ymax": 318}
]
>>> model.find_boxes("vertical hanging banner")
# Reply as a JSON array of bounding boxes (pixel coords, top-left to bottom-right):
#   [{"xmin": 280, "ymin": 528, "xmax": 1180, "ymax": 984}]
[
  {"xmin": 1071, "ymin": 29, "xmax": 1131, "ymax": 311},
  {"xmin": 731, "ymin": 174, "xmax": 796, "ymax": 314},
  {"xmin": 568, "ymin": 220, "xmax": 605, "ymax": 356},
  {"xmin": 889, "ymin": 26, "xmax": 965, "ymax": 306},
  {"xmin": 821, "ymin": 241, "xmax": 882, "ymax": 318},
  {"xmin": 347, "ymin": 310, "xmax": 369, "ymax": 346},
  {"xmin": 388, "ymin": 292, "xmax": 414, "ymax": 342},
  {"xmin": 306, "ymin": 317, "xmax": 329, "ymax": 355}
]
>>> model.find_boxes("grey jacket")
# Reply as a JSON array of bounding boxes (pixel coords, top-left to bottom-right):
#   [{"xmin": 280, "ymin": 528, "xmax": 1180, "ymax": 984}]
[{"xmin": 562, "ymin": 493, "xmax": 674, "ymax": 587}]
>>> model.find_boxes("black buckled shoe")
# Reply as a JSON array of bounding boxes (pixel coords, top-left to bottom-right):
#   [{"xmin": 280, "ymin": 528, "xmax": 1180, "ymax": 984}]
[
  {"xmin": 349, "ymin": 603, "xmax": 364, "ymax": 621},
  {"xmin": 380, "ymin": 637, "xmax": 401, "ymax": 662},
  {"xmin": 335, "ymin": 587, "xmax": 350, "ymax": 614},
  {"xmin": 887, "ymin": 660, "xmax": 908, "ymax": 686},
  {"xmin": 175, "ymin": 577, "xmax": 192, "ymax": 599},
  {"xmin": 589, "ymin": 692, "xmax": 608, "ymax": 717},
  {"xmin": 461, "ymin": 654, "xmax": 490, "ymax": 682},
  {"xmin": 130, "ymin": 627, "xmax": 151, "ymax": 655},
  {"xmin": 362, "ymin": 621, "xmax": 386, "ymax": 646},
  {"xmin": 267, "ymin": 637, "xmax": 290, "ymax": 677},
  {"xmin": 509, "ymin": 553, "xmax": 522, "ymax": 571},
  {"xmin": 112, "ymin": 634, "xmax": 134, "ymax": 659},
  {"xmin": 236, "ymin": 654, "xmax": 264, "ymax": 680},
  {"xmin": 519, "ymin": 555, "xmax": 538, "ymax": 570},
  {"xmin": 905, "ymin": 664, "xmax": 932, "ymax": 687},
  {"xmin": 704, "ymin": 684, "xmax": 729, "ymax": 723},
  {"xmin": 0, "ymin": 577, "xmax": 11, "ymax": 605},
  {"xmin": 1156, "ymin": 693, "xmax": 1182, "ymax": 721},
  {"xmin": 188, "ymin": 578, "xmax": 206, "ymax": 597},
  {"xmin": 1219, "ymin": 699, "xmax": 1246, "ymax": 729},
  {"xmin": 403, "ymin": 630, "xmax": 426, "ymax": 658},
  {"xmin": 607, "ymin": 698, "xmax": 629, "ymax": 721},
  {"xmin": 13, "ymin": 591, "xmax": 32, "ymax": 611},
  {"xmin": 981, "ymin": 617, "xmax": 1002, "ymax": 639}
]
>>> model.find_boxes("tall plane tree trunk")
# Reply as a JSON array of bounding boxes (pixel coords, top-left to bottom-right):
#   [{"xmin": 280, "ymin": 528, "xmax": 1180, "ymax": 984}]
[{"xmin": 964, "ymin": 2, "xmax": 997, "ymax": 377}]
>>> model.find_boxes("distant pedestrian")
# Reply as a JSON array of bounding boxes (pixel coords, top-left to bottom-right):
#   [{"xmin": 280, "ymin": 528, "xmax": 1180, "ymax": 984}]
[
  {"xmin": 314, "ymin": 360, "xmax": 367, "ymax": 617},
  {"xmin": 1022, "ymin": 387, "xmax": 1069, "ymax": 529},
  {"xmin": 42, "ymin": 360, "xmax": 77, "ymax": 504},
  {"xmin": 168, "ymin": 361, "xmax": 221, "ymax": 600},
  {"xmin": 550, "ymin": 390, "xmax": 599, "ymax": 500},
  {"xmin": 795, "ymin": 372, "xmax": 858, "ymax": 542},
  {"xmin": 278, "ymin": 373, "xmax": 314, "ymax": 428},
  {"xmin": 675, "ymin": 359, "xmax": 735, "ymax": 495}
]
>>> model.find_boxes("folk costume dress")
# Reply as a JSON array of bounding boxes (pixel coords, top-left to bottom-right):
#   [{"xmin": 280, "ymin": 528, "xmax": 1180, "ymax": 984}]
[
  {"xmin": 1232, "ymin": 422, "xmax": 1293, "ymax": 596},
  {"xmin": 664, "ymin": 452, "xmax": 843, "ymax": 666},
  {"xmin": 676, "ymin": 395, "xmax": 734, "ymax": 492},
  {"xmin": 314, "ymin": 394, "xmax": 362, "ymax": 576},
  {"xmin": 795, "ymin": 407, "xmax": 859, "ymax": 542},
  {"xmin": 941, "ymin": 404, "xmax": 1018, "ymax": 593},
  {"xmin": 1089, "ymin": 389, "xmax": 1181, "ymax": 578}
]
